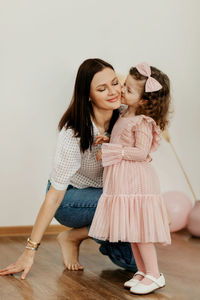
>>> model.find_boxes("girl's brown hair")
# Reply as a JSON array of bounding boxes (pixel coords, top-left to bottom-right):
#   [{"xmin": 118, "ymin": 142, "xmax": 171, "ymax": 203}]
[
  {"xmin": 130, "ymin": 66, "xmax": 171, "ymax": 130},
  {"xmin": 58, "ymin": 58, "xmax": 119, "ymax": 152}
]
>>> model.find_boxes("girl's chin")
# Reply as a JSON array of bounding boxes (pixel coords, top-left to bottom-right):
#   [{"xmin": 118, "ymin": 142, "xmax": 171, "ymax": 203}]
[{"xmin": 121, "ymin": 100, "xmax": 126, "ymax": 105}]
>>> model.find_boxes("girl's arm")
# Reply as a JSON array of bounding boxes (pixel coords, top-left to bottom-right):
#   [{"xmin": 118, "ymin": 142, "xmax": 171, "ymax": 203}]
[
  {"xmin": 0, "ymin": 187, "xmax": 66, "ymax": 279},
  {"xmin": 102, "ymin": 121, "xmax": 153, "ymax": 167}
]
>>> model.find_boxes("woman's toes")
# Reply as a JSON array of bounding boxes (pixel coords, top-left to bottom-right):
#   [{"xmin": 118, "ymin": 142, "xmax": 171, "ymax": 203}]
[
  {"xmin": 78, "ymin": 264, "xmax": 84, "ymax": 270},
  {"xmin": 75, "ymin": 264, "xmax": 79, "ymax": 271},
  {"xmin": 72, "ymin": 263, "xmax": 81, "ymax": 271},
  {"xmin": 65, "ymin": 262, "xmax": 83, "ymax": 271}
]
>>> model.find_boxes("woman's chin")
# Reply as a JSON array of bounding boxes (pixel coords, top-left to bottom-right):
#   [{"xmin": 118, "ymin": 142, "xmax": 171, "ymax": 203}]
[{"xmin": 109, "ymin": 100, "xmax": 121, "ymax": 110}]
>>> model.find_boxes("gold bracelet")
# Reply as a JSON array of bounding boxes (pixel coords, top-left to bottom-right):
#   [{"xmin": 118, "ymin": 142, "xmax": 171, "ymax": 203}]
[
  {"xmin": 27, "ymin": 238, "xmax": 40, "ymax": 250},
  {"xmin": 26, "ymin": 243, "xmax": 39, "ymax": 250},
  {"xmin": 27, "ymin": 237, "xmax": 40, "ymax": 247}
]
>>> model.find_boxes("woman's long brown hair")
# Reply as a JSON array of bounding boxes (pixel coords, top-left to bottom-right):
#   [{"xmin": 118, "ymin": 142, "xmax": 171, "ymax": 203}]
[{"xmin": 58, "ymin": 58, "xmax": 119, "ymax": 152}]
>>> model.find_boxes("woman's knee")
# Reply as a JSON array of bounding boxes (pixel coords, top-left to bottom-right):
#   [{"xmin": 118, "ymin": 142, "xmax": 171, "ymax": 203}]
[
  {"xmin": 46, "ymin": 181, "xmax": 102, "ymax": 227},
  {"xmin": 54, "ymin": 206, "xmax": 96, "ymax": 228}
]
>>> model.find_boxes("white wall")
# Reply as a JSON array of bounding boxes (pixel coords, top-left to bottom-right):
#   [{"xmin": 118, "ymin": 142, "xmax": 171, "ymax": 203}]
[{"xmin": 1, "ymin": 0, "xmax": 199, "ymax": 226}]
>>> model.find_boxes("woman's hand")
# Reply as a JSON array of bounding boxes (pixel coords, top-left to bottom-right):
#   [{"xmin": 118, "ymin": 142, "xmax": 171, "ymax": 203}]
[
  {"xmin": 0, "ymin": 187, "xmax": 66, "ymax": 280},
  {"xmin": 96, "ymin": 149, "xmax": 102, "ymax": 161},
  {"xmin": 0, "ymin": 248, "xmax": 36, "ymax": 280},
  {"xmin": 93, "ymin": 135, "xmax": 109, "ymax": 146}
]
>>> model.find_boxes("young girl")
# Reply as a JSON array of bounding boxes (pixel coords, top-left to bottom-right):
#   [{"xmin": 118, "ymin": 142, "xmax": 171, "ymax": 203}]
[{"xmin": 89, "ymin": 62, "xmax": 171, "ymax": 295}]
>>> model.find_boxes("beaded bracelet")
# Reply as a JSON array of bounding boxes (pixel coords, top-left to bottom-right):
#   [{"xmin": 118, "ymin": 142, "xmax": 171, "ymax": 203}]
[{"xmin": 25, "ymin": 245, "xmax": 37, "ymax": 251}]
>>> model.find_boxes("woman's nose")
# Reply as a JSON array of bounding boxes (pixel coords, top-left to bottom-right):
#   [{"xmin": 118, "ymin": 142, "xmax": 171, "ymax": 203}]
[{"xmin": 108, "ymin": 86, "xmax": 117, "ymax": 95}]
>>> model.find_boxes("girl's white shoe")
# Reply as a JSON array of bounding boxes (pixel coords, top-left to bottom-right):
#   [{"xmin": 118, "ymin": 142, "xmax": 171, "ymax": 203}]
[
  {"xmin": 130, "ymin": 273, "xmax": 165, "ymax": 294},
  {"xmin": 124, "ymin": 271, "xmax": 145, "ymax": 288}
]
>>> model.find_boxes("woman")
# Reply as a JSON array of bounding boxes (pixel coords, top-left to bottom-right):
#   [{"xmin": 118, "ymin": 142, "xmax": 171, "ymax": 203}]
[{"xmin": 0, "ymin": 58, "xmax": 136, "ymax": 279}]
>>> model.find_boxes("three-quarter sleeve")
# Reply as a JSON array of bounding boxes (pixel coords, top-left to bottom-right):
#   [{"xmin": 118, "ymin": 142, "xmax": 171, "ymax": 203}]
[
  {"xmin": 102, "ymin": 120, "xmax": 153, "ymax": 167},
  {"xmin": 50, "ymin": 127, "xmax": 81, "ymax": 190}
]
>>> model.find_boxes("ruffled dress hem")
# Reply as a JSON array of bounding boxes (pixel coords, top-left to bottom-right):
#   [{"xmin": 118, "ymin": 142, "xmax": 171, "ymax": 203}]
[{"xmin": 89, "ymin": 193, "xmax": 171, "ymax": 245}]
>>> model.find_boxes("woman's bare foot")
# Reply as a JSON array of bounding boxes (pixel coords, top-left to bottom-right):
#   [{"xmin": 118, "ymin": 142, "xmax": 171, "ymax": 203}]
[{"xmin": 57, "ymin": 227, "xmax": 88, "ymax": 271}]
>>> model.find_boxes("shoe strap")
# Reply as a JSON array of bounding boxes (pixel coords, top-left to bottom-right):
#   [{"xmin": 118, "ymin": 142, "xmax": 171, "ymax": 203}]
[
  {"xmin": 145, "ymin": 274, "xmax": 162, "ymax": 287},
  {"xmin": 134, "ymin": 271, "xmax": 145, "ymax": 277}
]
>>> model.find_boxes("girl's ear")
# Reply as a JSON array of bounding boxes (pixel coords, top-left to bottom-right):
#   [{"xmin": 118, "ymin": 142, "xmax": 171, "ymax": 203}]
[
  {"xmin": 139, "ymin": 99, "xmax": 147, "ymax": 105},
  {"xmin": 140, "ymin": 99, "xmax": 148, "ymax": 105}
]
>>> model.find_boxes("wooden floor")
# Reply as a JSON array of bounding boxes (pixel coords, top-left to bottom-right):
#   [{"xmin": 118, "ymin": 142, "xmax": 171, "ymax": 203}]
[{"xmin": 0, "ymin": 230, "xmax": 199, "ymax": 300}]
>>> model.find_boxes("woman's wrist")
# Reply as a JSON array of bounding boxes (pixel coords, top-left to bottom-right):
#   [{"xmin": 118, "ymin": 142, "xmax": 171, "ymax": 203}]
[
  {"xmin": 24, "ymin": 247, "xmax": 36, "ymax": 257},
  {"xmin": 25, "ymin": 237, "xmax": 40, "ymax": 251}
]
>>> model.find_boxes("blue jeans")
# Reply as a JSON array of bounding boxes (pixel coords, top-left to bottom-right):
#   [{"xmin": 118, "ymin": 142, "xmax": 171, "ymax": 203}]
[{"xmin": 46, "ymin": 180, "xmax": 137, "ymax": 272}]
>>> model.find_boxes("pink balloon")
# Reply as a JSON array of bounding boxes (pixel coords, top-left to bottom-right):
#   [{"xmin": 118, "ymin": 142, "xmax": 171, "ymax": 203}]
[
  {"xmin": 163, "ymin": 191, "xmax": 192, "ymax": 232},
  {"xmin": 187, "ymin": 201, "xmax": 200, "ymax": 237}
]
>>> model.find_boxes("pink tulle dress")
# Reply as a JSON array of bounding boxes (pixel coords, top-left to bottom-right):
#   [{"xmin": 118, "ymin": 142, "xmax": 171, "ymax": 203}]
[{"xmin": 89, "ymin": 113, "xmax": 171, "ymax": 245}]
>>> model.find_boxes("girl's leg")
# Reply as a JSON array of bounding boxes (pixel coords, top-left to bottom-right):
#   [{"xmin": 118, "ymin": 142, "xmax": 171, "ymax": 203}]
[
  {"xmin": 131, "ymin": 243, "xmax": 145, "ymax": 280},
  {"xmin": 137, "ymin": 242, "xmax": 160, "ymax": 285}
]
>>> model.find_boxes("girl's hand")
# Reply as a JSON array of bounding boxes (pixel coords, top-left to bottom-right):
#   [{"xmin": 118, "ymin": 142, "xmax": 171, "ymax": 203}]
[
  {"xmin": 96, "ymin": 149, "xmax": 102, "ymax": 161},
  {"xmin": 0, "ymin": 249, "xmax": 36, "ymax": 280},
  {"xmin": 94, "ymin": 135, "xmax": 109, "ymax": 146}
]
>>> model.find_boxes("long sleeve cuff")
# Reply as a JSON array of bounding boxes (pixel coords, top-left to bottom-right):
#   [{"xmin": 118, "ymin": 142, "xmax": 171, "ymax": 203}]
[
  {"xmin": 102, "ymin": 143, "xmax": 123, "ymax": 167},
  {"xmin": 50, "ymin": 178, "xmax": 69, "ymax": 191}
]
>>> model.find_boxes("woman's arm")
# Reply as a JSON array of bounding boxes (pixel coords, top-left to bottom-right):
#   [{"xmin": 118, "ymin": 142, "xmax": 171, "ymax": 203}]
[
  {"xmin": 30, "ymin": 186, "xmax": 66, "ymax": 243},
  {"xmin": 0, "ymin": 127, "xmax": 81, "ymax": 279},
  {"xmin": 0, "ymin": 186, "xmax": 66, "ymax": 279}
]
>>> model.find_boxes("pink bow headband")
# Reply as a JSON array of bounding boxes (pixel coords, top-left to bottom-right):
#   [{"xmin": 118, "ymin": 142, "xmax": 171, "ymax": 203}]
[{"xmin": 135, "ymin": 62, "xmax": 162, "ymax": 93}]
